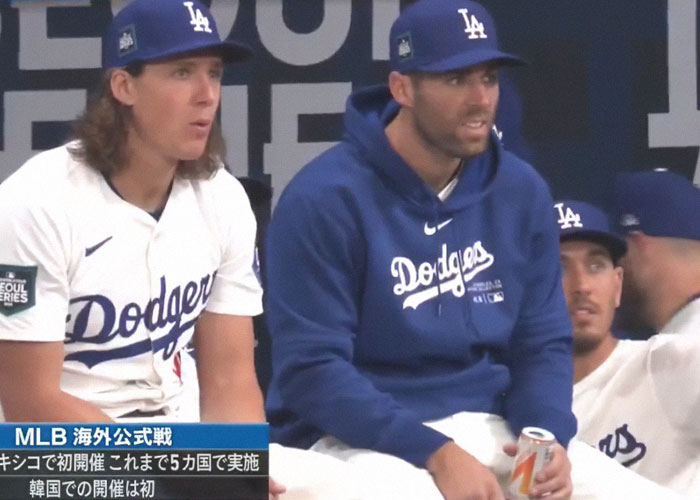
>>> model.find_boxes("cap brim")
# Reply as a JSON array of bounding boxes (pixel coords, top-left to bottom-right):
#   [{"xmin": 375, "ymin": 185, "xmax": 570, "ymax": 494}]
[
  {"xmin": 217, "ymin": 40, "xmax": 254, "ymax": 64},
  {"xmin": 166, "ymin": 39, "xmax": 253, "ymax": 64},
  {"xmin": 411, "ymin": 48, "xmax": 526, "ymax": 73},
  {"xmin": 119, "ymin": 39, "xmax": 253, "ymax": 67},
  {"xmin": 561, "ymin": 231, "xmax": 628, "ymax": 263}
]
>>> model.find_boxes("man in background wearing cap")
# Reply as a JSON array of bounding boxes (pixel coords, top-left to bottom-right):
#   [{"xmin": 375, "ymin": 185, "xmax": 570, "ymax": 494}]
[
  {"xmin": 556, "ymin": 200, "xmax": 700, "ymax": 496},
  {"xmin": 263, "ymin": 1, "xmax": 687, "ymax": 499},
  {"xmin": 614, "ymin": 170, "xmax": 700, "ymax": 336}
]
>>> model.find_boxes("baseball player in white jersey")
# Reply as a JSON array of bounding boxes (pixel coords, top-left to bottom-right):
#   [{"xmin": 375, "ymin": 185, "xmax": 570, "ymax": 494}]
[
  {"xmin": 612, "ymin": 170, "xmax": 700, "ymax": 336},
  {"xmin": 556, "ymin": 199, "xmax": 700, "ymax": 496},
  {"xmin": 0, "ymin": 0, "xmax": 279, "ymax": 497},
  {"xmin": 0, "ymin": 2, "xmax": 396, "ymax": 498},
  {"xmin": 0, "ymin": 0, "xmax": 263, "ymax": 427}
]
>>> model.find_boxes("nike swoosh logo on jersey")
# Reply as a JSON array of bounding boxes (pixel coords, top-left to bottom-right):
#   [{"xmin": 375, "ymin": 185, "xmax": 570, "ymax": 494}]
[
  {"xmin": 85, "ymin": 236, "xmax": 113, "ymax": 257},
  {"xmin": 424, "ymin": 219, "xmax": 453, "ymax": 235}
]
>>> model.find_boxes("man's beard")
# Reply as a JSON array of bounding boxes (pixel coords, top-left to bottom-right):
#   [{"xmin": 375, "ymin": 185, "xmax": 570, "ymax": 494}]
[
  {"xmin": 614, "ymin": 281, "xmax": 656, "ymax": 339},
  {"xmin": 572, "ymin": 333, "xmax": 601, "ymax": 356}
]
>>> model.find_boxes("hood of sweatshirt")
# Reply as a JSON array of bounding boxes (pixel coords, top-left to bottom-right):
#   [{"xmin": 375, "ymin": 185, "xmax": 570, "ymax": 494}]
[{"xmin": 343, "ymin": 84, "xmax": 502, "ymax": 218}]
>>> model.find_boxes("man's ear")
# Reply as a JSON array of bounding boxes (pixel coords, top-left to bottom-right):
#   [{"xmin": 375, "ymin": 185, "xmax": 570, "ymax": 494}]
[
  {"xmin": 110, "ymin": 69, "xmax": 137, "ymax": 106},
  {"xmin": 388, "ymin": 70, "xmax": 415, "ymax": 108},
  {"xmin": 627, "ymin": 231, "xmax": 656, "ymax": 260},
  {"xmin": 626, "ymin": 231, "xmax": 646, "ymax": 247}
]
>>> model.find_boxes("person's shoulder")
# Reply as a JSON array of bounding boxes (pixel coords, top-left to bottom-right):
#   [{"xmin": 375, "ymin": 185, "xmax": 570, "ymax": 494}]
[
  {"xmin": 201, "ymin": 166, "xmax": 247, "ymax": 195},
  {"xmin": 2, "ymin": 143, "xmax": 73, "ymax": 184},
  {"xmin": 188, "ymin": 166, "xmax": 254, "ymax": 216},
  {"xmin": 279, "ymin": 142, "xmax": 370, "ymax": 204},
  {"xmin": 647, "ymin": 332, "xmax": 700, "ymax": 354},
  {"xmin": 613, "ymin": 336, "xmax": 684, "ymax": 367},
  {"xmin": 0, "ymin": 143, "xmax": 84, "ymax": 213},
  {"xmin": 497, "ymin": 149, "xmax": 549, "ymax": 191},
  {"xmin": 491, "ymin": 149, "xmax": 553, "ymax": 219}
]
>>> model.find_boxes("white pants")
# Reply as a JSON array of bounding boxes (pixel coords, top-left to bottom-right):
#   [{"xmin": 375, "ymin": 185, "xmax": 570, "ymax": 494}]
[
  {"xmin": 270, "ymin": 443, "xmax": 399, "ymax": 500},
  {"xmin": 306, "ymin": 412, "xmax": 689, "ymax": 500}
]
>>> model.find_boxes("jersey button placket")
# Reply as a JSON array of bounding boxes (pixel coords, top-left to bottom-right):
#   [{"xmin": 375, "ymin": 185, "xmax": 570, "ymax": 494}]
[{"xmin": 146, "ymin": 225, "xmax": 163, "ymax": 367}]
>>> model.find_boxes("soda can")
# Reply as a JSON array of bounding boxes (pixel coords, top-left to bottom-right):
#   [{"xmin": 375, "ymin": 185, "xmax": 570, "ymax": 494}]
[{"xmin": 508, "ymin": 427, "xmax": 554, "ymax": 499}]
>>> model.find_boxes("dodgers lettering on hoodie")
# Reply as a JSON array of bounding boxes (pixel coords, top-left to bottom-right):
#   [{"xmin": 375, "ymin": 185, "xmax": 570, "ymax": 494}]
[{"xmin": 264, "ymin": 85, "xmax": 576, "ymax": 467}]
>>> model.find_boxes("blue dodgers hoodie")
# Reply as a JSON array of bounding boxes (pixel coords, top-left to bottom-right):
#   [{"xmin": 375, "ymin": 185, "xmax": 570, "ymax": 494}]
[{"xmin": 265, "ymin": 85, "xmax": 577, "ymax": 467}]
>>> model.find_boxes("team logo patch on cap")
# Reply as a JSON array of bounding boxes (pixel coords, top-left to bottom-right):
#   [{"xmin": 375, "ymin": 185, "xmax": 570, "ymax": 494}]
[
  {"xmin": 619, "ymin": 213, "xmax": 640, "ymax": 228},
  {"xmin": 118, "ymin": 25, "xmax": 137, "ymax": 58},
  {"xmin": 0, "ymin": 265, "xmax": 37, "ymax": 316},
  {"xmin": 396, "ymin": 32, "xmax": 414, "ymax": 61}
]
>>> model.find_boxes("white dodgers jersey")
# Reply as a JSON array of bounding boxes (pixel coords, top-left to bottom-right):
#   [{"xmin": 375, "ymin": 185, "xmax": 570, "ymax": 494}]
[
  {"xmin": 0, "ymin": 144, "xmax": 262, "ymax": 419},
  {"xmin": 661, "ymin": 296, "xmax": 700, "ymax": 336},
  {"xmin": 573, "ymin": 335, "xmax": 700, "ymax": 495}
]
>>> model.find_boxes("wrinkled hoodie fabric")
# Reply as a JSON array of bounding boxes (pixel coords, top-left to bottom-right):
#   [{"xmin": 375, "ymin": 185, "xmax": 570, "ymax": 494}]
[{"xmin": 264, "ymin": 85, "xmax": 577, "ymax": 468}]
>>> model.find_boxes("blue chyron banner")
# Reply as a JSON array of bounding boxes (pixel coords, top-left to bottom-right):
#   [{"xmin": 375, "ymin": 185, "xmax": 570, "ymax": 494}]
[
  {"xmin": 0, "ymin": 423, "xmax": 269, "ymax": 449},
  {"xmin": 0, "ymin": 0, "xmax": 698, "ymax": 207},
  {"xmin": 0, "ymin": 423, "xmax": 269, "ymax": 499}
]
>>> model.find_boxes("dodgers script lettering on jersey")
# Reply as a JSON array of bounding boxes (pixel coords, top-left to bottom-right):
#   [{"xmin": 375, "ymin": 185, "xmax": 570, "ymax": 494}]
[
  {"xmin": 391, "ymin": 240, "xmax": 495, "ymax": 309},
  {"xmin": 599, "ymin": 423, "xmax": 647, "ymax": 468},
  {"xmin": 65, "ymin": 272, "xmax": 215, "ymax": 368}
]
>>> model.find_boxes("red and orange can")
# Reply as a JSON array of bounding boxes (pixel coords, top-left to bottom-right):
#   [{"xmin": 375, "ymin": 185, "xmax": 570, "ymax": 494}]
[{"xmin": 508, "ymin": 427, "xmax": 554, "ymax": 499}]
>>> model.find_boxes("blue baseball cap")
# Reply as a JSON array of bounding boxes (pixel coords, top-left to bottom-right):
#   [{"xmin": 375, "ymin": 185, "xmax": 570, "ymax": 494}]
[
  {"xmin": 389, "ymin": 0, "xmax": 525, "ymax": 73},
  {"xmin": 614, "ymin": 169, "xmax": 700, "ymax": 241},
  {"xmin": 554, "ymin": 200, "xmax": 627, "ymax": 263},
  {"xmin": 103, "ymin": 0, "xmax": 252, "ymax": 69}
]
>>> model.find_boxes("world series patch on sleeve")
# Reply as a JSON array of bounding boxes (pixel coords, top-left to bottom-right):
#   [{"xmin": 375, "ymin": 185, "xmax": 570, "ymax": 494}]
[
  {"xmin": 0, "ymin": 265, "xmax": 37, "ymax": 316},
  {"xmin": 0, "ymin": 423, "xmax": 269, "ymax": 499}
]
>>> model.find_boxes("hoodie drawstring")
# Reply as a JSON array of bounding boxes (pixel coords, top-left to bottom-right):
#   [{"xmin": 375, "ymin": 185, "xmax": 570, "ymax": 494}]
[
  {"xmin": 456, "ymin": 236, "xmax": 475, "ymax": 336},
  {"xmin": 430, "ymin": 204, "xmax": 443, "ymax": 317}
]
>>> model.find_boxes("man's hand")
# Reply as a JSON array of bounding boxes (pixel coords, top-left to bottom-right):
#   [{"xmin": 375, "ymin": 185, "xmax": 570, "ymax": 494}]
[
  {"xmin": 269, "ymin": 477, "xmax": 286, "ymax": 499},
  {"xmin": 503, "ymin": 442, "xmax": 572, "ymax": 500},
  {"xmin": 427, "ymin": 441, "xmax": 505, "ymax": 500}
]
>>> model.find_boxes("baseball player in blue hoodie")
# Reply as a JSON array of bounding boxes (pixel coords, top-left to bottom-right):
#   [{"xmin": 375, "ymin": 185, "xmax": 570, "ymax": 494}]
[{"xmin": 264, "ymin": 1, "xmax": 686, "ymax": 499}]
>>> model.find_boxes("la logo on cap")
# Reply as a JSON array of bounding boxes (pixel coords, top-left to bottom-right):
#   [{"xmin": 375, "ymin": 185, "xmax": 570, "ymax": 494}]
[
  {"xmin": 554, "ymin": 202, "xmax": 583, "ymax": 229},
  {"xmin": 184, "ymin": 1, "xmax": 212, "ymax": 33},
  {"xmin": 458, "ymin": 8, "xmax": 487, "ymax": 39}
]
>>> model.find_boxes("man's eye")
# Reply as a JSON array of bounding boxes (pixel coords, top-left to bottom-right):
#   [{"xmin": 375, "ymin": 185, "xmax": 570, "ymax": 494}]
[
  {"xmin": 589, "ymin": 261, "xmax": 605, "ymax": 272},
  {"xmin": 484, "ymin": 73, "xmax": 498, "ymax": 85}
]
